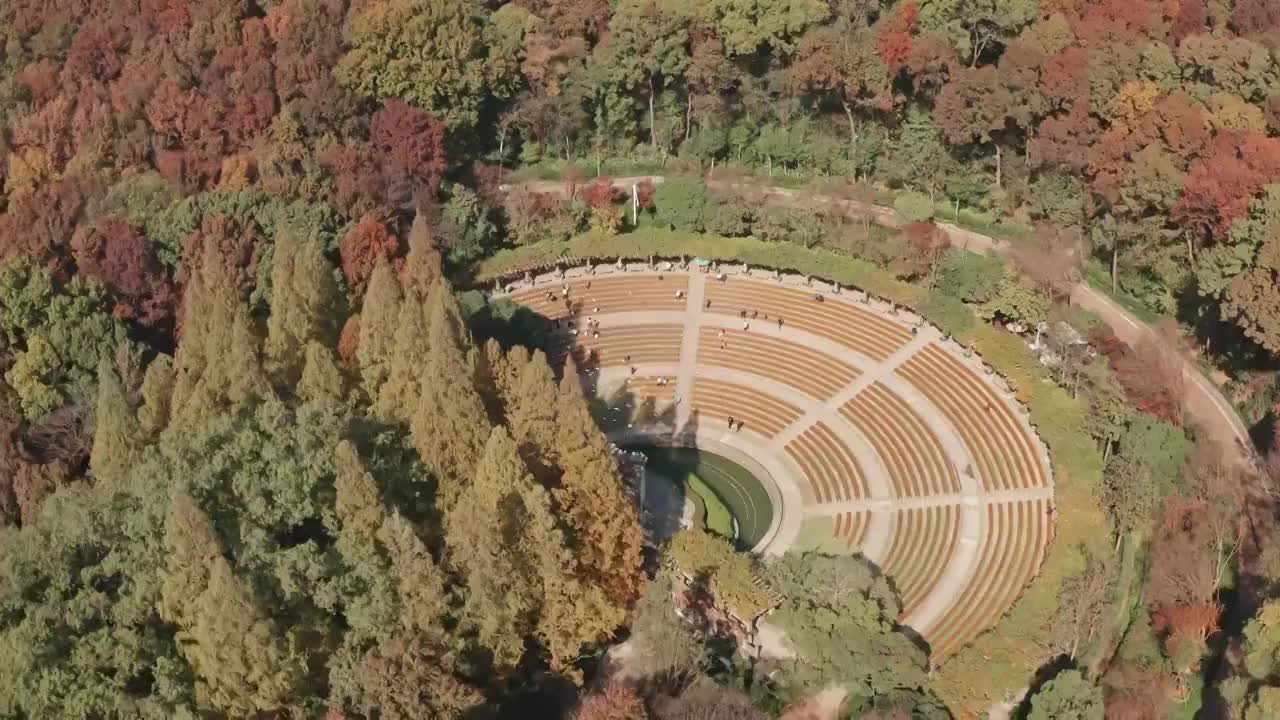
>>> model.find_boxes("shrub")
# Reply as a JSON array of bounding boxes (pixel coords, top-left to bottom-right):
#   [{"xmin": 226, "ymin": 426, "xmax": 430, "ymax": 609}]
[
  {"xmin": 579, "ymin": 176, "xmax": 619, "ymax": 209},
  {"xmin": 707, "ymin": 198, "xmax": 756, "ymax": 237},
  {"xmin": 756, "ymin": 206, "xmax": 827, "ymax": 248},
  {"xmin": 654, "ymin": 177, "xmax": 709, "ymax": 231},
  {"xmin": 921, "ymin": 290, "xmax": 975, "ymax": 335},
  {"xmin": 894, "ymin": 191, "xmax": 935, "ymax": 223},
  {"xmin": 937, "ymin": 249, "xmax": 1005, "ymax": 304},
  {"xmin": 588, "ymin": 206, "xmax": 625, "ymax": 237}
]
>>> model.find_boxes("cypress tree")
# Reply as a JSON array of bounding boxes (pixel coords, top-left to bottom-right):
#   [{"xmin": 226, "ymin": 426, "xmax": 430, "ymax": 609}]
[
  {"xmin": 332, "ymin": 441, "xmax": 398, "ymax": 645},
  {"xmin": 334, "ymin": 440, "xmax": 384, "ymax": 551},
  {"xmin": 555, "ymin": 354, "xmax": 647, "ymax": 605},
  {"xmin": 160, "ymin": 491, "xmax": 306, "ymax": 715},
  {"xmin": 136, "ymin": 353, "xmax": 174, "ymax": 437},
  {"xmin": 297, "ymin": 341, "xmax": 345, "ymax": 404},
  {"xmin": 506, "ymin": 350, "xmax": 561, "ymax": 483},
  {"xmin": 89, "ymin": 358, "xmax": 143, "ymax": 487},
  {"xmin": 377, "ymin": 512, "xmax": 448, "ymax": 636},
  {"xmin": 409, "ymin": 284, "xmax": 490, "ymax": 506},
  {"xmin": 517, "ymin": 478, "xmax": 623, "ymax": 678},
  {"xmin": 170, "ymin": 244, "xmax": 270, "ymax": 427},
  {"xmin": 355, "ymin": 638, "xmax": 485, "ymax": 720},
  {"xmin": 445, "ymin": 427, "xmax": 538, "ymax": 668},
  {"xmin": 399, "ymin": 213, "xmax": 443, "ymax": 298},
  {"xmin": 264, "ymin": 226, "xmax": 342, "ymax": 390},
  {"xmin": 374, "ymin": 292, "xmax": 431, "ymax": 423},
  {"xmin": 446, "ymin": 427, "xmax": 622, "ymax": 676},
  {"xmin": 483, "ymin": 338, "xmax": 523, "ymax": 407},
  {"xmin": 357, "ymin": 257, "xmax": 402, "ymax": 403},
  {"xmin": 159, "ymin": 490, "xmax": 220, "ymax": 628}
]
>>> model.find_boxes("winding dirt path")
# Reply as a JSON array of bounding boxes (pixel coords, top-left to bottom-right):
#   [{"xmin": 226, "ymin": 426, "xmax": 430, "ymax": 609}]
[{"xmin": 504, "ymin": 174, "xmax": 1254, "ymax": 465}]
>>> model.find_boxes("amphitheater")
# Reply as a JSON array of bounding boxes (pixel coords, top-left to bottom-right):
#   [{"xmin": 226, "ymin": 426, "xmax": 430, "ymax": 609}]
[{"xmin": 500, "ymin": 261, "xmax": 1054, "ymax": 660}]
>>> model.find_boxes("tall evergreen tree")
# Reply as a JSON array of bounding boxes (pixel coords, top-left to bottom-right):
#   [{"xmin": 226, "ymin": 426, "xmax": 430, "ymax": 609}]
[
  {"xmin": 400, "ymin": 212, "xmax": 444, "ymax": 296},
  {"xmin": 332, "ymin": 441, "xmax": 399, "ymax": 646},
  {"xmin": 89, "ymin": 358, "xmax": 143, "ymax": 486},
  {"xmin": 169, "ymin": 243, "xmax": 271, "ymax": 428},
  {"xmin": 377, "ymin": 512, "xmax": 448, "ymax": 636},
  {"xmin": 136, "ymin": 353, "xmax": 174, "ymax": 438},
  {"xmin": 160, "ymin": 491, "xmax": 308, "ymax": 716},
  {"xmin": 357, "ymin": 257, "xmax": 402, "ymax": 403},
  {"xmin": 297, "ymin": 341, "xmax": 346, "ymax": 404},
  {"xmin": 445, "ymin": 427, "xmax": 540, "ymax": 668},
  {"xmin": 506, "ymin": 350, "xmax": 561, "ymax": 478},
  {"xmin": 264, "ymin": 226, "xmax": 343, "ymax": 390},
  {"xmin": 410, "ymin": 284, "xmax": 491, "ymax": 505},
  {"xmin": 375, "ymin": 292, "xmax": 431, "ymax": 422},
  {"xmin": 554, "ymin": 355, "xmax": 646, "ymax": 604},
  {"xmin": 371, "ymin": 221, "xmax": 449, "ymax": 422}
]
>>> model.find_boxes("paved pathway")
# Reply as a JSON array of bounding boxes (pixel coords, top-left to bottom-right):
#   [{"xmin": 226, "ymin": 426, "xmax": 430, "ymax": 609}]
[{"xmin": 500, "ymin": 268, "xmax": 1053, "ymax": 642}]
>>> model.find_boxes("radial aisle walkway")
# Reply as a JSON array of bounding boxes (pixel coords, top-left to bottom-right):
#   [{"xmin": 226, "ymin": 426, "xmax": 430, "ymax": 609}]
[{"xmin": 505, "ymin": 266, "xmax": 1054, "ymax": 661}]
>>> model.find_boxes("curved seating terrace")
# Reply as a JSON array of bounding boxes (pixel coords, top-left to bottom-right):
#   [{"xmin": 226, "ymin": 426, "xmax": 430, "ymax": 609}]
[{"xmin": 503, "ymin": 265, "xmax": 1054, "ymax": 661}]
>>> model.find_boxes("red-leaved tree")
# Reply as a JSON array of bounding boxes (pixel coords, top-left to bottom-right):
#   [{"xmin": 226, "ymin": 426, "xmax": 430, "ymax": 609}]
[
  {"xmin": 70, "ymin": 217, "xmax": 178, "ymax": 333},
  {"xmin": 370, "ymin": 100, "xmax": 447, "ymax": 210},
  {"xmin": 340, "ymin": 215, "xmax": 401, "ymax": 293}
]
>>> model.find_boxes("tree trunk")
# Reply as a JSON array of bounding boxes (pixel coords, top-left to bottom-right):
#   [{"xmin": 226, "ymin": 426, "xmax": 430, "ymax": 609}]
[
  {"xmin": 1112, "ymin": 246, "xmax": 1119, "ymax": 293},
  {"xmin": 994, "ymin": 144, "xmax": 1003, "ymax": 188},
  {"xmin": 686, "ymin": 94, "xmax": 693, "ymax": 142},
  {"xmin": 1186, "ymin": 233, "xmax": 1197, "ymax": 270},
  {"xmin": 844, "ymin": 103, "xmax": 857, "ymax": 179},
  {"xmin": 648, "ymin": 76, "xmax": 657, "ymax": 150}
]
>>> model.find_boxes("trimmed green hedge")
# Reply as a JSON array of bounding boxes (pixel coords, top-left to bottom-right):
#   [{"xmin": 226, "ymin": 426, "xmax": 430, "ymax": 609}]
[{"xmin": 477, "ymin": 230, "xmax": 1110, "ymax": 715}]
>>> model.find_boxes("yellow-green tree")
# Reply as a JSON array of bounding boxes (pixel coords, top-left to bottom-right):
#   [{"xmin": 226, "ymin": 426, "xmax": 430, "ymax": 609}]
[
  {"xmin": 264, "ymin": 226, "xmax": 342, "ymax": 390},
  {"xmin": 555, "ymin": 355, "xmax": 647, "ymax": 604},
  {"xmin": 89, "ymin": 359, "xmax": 143, "ymax": 487},
  {"xmin": 160, "ymin": 491, "xmax": 307, "ymax": 716}
]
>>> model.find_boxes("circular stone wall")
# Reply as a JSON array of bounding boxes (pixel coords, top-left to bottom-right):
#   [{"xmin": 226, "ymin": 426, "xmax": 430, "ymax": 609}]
[{"xmin": 501, "ymin": 264, "xmax": 1054, "ymax": 660}]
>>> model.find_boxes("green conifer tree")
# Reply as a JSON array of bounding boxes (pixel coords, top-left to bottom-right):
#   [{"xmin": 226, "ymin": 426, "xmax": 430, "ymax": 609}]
[
  {"xmin": 400, "ymin": 213, "xmax": 443, "ymax": 297},
  {"xmin": 377, "ymin": 512, "xmax": 448, "ymax": 636},
  {"xmin": 334, "ymin": 440, "xmax": 384, "ymax": 554},
  {"xmin": 409, "ymin": 285, "xmax": 490, "ymax": 506},
  {"xmin": 483, "ymin": 338, "xmax": 522, "ymax": 406},
  {"xmin": 357, "ymin": 257, "xmax": 402, "ymax": 403},
  {"xmin": 374, "ymin": 293, "xmax": 431, "ymax": 423},
  {"xmin": 508, "ymin": 350, "xmax": 560, "ymax": 452},
  {"xmin": 355, "ymin": 638, "xmax": 486, "ymax": 720},
  {"xmin": 554, "ymin": 355, "xmax": 646, "ymax": 604},
  {"xmin": 136, "ymin": 353, "xmax": 174, "ymax": 437},
  {"xmin": 169, "ymin": 245, "xmax": 271, "ymax": 428},
  {"xmin": 297, "ymin": 341, "xmax": 346, "ymax": 404},
  {"xmin": 332, "ymin": 441, "xmax": 399, "ymax": 646},
  {"xmin": 160, "ymin": 491, "xmax": 306, "ymax": 716},
  {"xmin": 89, "ymin": 358, "xmax": 143, "ymax": 486},
  {"xmin": 445, "ymin": 427, "xmax": 540, "ymax": 668},
  {"xmin": 264, "ymin": 227, "xmax": 342, "ymax": 389}
]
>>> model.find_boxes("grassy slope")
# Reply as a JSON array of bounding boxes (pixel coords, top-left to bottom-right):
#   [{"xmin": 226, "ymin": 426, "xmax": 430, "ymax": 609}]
[
  {"xmin": 477, "ymin": 230, "xmax": 1111, "ymax": 717},
  {"xmin": 686, "ymin": 473, "xmax": 735, "ymax": 539}
]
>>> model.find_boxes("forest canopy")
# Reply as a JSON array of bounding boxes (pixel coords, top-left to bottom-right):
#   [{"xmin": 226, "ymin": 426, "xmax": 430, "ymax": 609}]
[{"xmin": 1, "ymin": 0, "xmax": 1280, "ymax": 718}]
